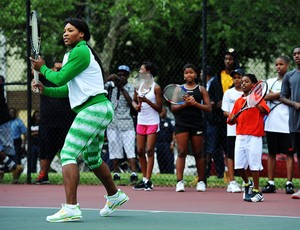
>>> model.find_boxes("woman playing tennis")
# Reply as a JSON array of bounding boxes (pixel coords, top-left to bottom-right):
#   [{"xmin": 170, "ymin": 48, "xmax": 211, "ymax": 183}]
[
  {"xmin": 228, "ymin": 74, "xmax": 270, "ymax": 202},
  {"xmin": 30, "ymin": 18, "xmax": 128, "ymax": 223}
]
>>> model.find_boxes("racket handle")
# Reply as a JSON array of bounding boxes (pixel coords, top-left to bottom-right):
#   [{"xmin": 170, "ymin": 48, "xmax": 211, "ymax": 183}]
[
  {"xmin": 33, "ymin": 70, "xmax": 39, "ymax": 93},
  {"xmin": 234, "ymin": 111, "xmax": 241, "ymax": 118}
]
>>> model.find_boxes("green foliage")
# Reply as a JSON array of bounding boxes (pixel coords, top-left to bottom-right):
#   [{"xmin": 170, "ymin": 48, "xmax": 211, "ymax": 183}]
[{"xmin": 0, "ymin": 0, "xmax": 299, "ymax": 79}]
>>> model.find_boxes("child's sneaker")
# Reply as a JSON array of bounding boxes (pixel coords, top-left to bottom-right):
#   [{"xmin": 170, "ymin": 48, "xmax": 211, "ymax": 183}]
[
  {"xmin": 227, "ymin": 181, "xmax": 242, "ymax": 193},
  {"xmin": 46, "ymin": 204, "xmax": 82, "ymax": 222},
  {"xmin": 176, "ymin": 180, "xmax": 185, "ymax": 192},
  {"xmin": 130, "ymin": 173, "xmax": 138, "ymax": 183},
  {"xmin": 100, "ymin": 189, "xmax": 129, "ymax": 217},
  {"xmin": 113, "ymin": 173, "xmax": 121, "ymax": 181},
  {"xmin": 285, "ymin": 182, "xmax": 295, "ymax": 194},
  {"xmin": 133, "ymin": 180, "xmax": 145, "ymax": 190},
  {"xmin": 261, "ymin": 182, "xmax": 276, "ymax": 193},
  {"xmin": 144, "ymin": 180, "xmax": 154, "ymax": 191},
  {"xmin": 248, "ymin": 191, "xmax": 264, "ymax": 202},
  {"xmin": 196, "ymin": 181, "xmax": 206, "ymax": 192},
  {"xmin": 291, "ymin": 190, "xmax": 300, "ymax": 199},
  {"xmin": 243, "ymin": 180, "xmax": 253, "ymax": 201},
  {"xmin": 33, "ymin": 171, "xmax": 49, "ymax": 185}
]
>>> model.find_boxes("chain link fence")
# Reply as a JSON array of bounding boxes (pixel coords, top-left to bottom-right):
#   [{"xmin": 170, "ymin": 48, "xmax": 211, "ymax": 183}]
[{"xmin": 1, "ymin": 1, "xmax": 299, "ymax": 191}]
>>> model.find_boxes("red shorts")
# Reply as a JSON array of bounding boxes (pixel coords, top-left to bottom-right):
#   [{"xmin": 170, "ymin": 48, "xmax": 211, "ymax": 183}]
[{"xmin": 136, "ymin": 124, "xmax": 159, "ymax": 135}]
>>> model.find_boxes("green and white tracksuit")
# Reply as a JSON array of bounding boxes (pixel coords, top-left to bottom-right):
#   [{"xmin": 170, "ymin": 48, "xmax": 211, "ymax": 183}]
[{"xmin": 40, "ymin": 40, "xmax": 113, "ymax": 169}]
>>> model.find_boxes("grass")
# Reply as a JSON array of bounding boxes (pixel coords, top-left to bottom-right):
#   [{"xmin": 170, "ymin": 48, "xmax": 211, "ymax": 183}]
[{"xmin": 1, "ymin": 172, "xmax": 299, "ymax": 191}]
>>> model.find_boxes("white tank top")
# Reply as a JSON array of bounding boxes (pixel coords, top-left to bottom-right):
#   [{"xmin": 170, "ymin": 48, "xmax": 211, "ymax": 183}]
[{"xmin": 137, "ymin": 82, "xmax": 160, "ymax": 125}]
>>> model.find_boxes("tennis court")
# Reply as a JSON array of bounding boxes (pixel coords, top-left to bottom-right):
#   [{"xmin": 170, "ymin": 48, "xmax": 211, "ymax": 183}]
[{"xmin": 1, "ymin": 184, "xmax": 299, "ymax": 229}]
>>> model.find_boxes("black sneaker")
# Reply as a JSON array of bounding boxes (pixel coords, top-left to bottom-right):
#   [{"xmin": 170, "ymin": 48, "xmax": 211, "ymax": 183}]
[
  {"xmin": 130, "ymin": 174, "xmax": 138, "ymax": 183},
  {"xmin": 33, "ymin": 172, "xmax": 49, "ymax": 185},
  {"xmin": 133, "ymin": 180, "xmax": 145, "ymax": 190},
  {"xmin": 113, "ymin": 173, "xmax": 121, "ymax": 181},
  {"xmin": 248, "ymin": 191, "xmax": 264, "ymax": 202},
  {"xmin": 243, "ymin": 180, "xmax": 253, "ymax": 201},
  {"xmin": 286, "ymin": 183, "xmax": 295, "ymax": 194},
  {"xmin": 144, "ymin": 180, "xmax": 154, "ymax": 191},
  {"xmin": 262, "ymin": 183, "xmax": 276, "ymax": 193}
]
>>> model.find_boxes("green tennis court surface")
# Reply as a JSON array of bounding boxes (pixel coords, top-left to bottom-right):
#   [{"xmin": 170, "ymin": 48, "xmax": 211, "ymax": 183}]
[{"xmin": 1, "ymin": 207, "xmax": 299, "ymax": 230}]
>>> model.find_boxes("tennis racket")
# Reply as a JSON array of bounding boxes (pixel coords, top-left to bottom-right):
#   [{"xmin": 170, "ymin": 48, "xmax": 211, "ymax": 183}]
[
  {"xmin": 30, "ymin": 10, "xmax": 41, "ymax": 93},
  {"xmin": 163, "ymin": 84, "xmax": 188, "ymax": 105},
  {"xmin": 133, "ymin": 72, "xmax": 154, "ymax": 109},
  {"xmin": 235, "ymin": 80, "xmax": 268, "ymax": 118}
]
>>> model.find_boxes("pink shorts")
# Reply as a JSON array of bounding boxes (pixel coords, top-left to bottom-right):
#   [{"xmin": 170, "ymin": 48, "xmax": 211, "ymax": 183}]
[{"xmin": 136, "ymin": 124, "xmax": 159, "ymax": 135}]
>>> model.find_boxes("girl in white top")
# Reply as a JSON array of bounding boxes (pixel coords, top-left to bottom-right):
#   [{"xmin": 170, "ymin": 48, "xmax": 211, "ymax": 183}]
[{"xmin": 132, "ymin": 61, "xmax": 162, "ymax": 191}]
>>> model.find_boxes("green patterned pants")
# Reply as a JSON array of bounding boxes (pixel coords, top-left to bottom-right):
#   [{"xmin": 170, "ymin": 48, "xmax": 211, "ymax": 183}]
[{"xmin": 60, "ymin": 101, "xmax": 114, "ymax": 169}]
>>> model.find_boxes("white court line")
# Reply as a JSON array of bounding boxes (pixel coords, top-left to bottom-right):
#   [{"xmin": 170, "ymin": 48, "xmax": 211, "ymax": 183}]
[{"xmin": 0, "ymin": 206, "xmax": 299, "ymax": 219}]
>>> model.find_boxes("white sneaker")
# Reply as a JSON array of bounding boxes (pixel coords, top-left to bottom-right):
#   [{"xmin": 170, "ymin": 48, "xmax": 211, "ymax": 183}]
[
  {"xmin": 227, "ymin": 181, "xmax": 242, "ymax": 193},
  {"xmin": 100, "ymin": 189, "xmax": 129, "ymax": 217},
  {"xmin": 46, "ymin": 204, "xmax": 82, "ymax": 222},
  {"xmin": 176, "ymin": 180, "xmax": 185, "ymax": 192},
  {"xmin": 292, "ymin": 190, "xmax": 300, "ymax": 199},
  {"xmin": 196, "ymin": 181, "xmax": 206, "ymax": 192}
]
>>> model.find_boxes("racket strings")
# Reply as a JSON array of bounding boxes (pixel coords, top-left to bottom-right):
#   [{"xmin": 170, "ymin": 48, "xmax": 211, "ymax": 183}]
[
  {"xmin": 247, "ymin": 82, "xmax": 267, "ymax": 106},
  {"xmin": 163, "ymin": 85, "xmax": 187, "ymax": 104},
  {"xmin": 31, "ymin": 14, "xmax": 40, "ymax": 54}
]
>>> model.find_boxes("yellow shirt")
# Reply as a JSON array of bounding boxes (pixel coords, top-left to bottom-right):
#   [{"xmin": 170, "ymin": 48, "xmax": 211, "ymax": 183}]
[{"xmin": 220, "ymin": 70, "xmax": 233, "ymax": 93}]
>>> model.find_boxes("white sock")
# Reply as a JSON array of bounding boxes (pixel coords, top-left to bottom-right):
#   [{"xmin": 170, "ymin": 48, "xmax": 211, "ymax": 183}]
[
  {"xmin": 142, "ymin": 177, "xmax": 147, "ymax": 182},
  {"xmin": 109, "ymin": 190, "xmax": 120, "ymax": 198},
  {"xmin": 66, "ymin": 204, "xmax": 78, "ymax": 209},
  {"xmin": 268, "ymin": 180, "xmax": 275, "ymax": 185},
  {"xmin": 286, "ymin": 181, "xmax": 292, "ymax": 185}
]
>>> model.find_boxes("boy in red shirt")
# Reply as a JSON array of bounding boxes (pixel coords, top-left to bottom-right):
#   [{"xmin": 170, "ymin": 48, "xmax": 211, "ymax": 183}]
[{"xmin": 228, "ymin": 74, "xmax": 270, "ymax": 202}]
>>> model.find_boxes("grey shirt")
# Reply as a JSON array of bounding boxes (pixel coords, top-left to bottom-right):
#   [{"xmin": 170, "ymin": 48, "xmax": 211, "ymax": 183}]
[
  {"xmin": 108, "ymin": 83, "xmax": 135, "ymax": 131},
  {"xmin": 281, "ymin": 69, "xmax": 300, "ymax": 132}
]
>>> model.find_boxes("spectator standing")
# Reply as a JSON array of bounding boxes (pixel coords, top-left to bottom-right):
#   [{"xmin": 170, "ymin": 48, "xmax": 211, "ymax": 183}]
[
  {"xmin": 105, "ymin": 65, "xmax": 138, "ymax": 183},
  {"xmin": 30, "ymin": 109, "xmax": 40, "ymax": 173},
  {"xmin": 281, "ymin": 46, "xmax": 300, "ymax": 199},
  {"xmin": 9, "ymin": 107, "xmax": 27, "ymax": 165},
  {"xmin": 228, "ymin": 74, "xmax": 270, "ymax": 202},
  {"xmin": 155, "ymin": 106, "xmax": 175, "ymax": 174},
  {"xmin": 132, "ymin": 61, "xmax": 162, "ymax": 191},
  {"xmin": 218, "ymin": 49, "xmax": 240, "ymax": 93},
  {"xmin": 0, "ymin": 75, "xmax": 23, "ymax": 183},
  {"xmin": 34, "ymin": 61, "xmax": 76, "ymax": 184},
  {"xmin": 221, "ymin": 68, "xmax": 244, "ymax": 193},
  {"xmin": 203, "ymin": 66, "xmax": 225, "ymax": 179},
  {"xmin": 171, "ymin": 63, "xmax": 211, "ymax": 192},
  {"xmin": 263, "ymin": 56, "xmax": 295, "ymax": 194}
]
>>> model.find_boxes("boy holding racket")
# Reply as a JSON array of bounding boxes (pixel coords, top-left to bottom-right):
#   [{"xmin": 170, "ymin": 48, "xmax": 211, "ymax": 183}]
[{"xmin": 228, "ymin": 74, "xmax": 270, "ymax": 202}]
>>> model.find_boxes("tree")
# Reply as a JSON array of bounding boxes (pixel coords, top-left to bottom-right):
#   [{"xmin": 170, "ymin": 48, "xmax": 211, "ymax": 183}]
[{"xmin": 0, "ymin": 0, "xmax": 299, "ymax": 82}]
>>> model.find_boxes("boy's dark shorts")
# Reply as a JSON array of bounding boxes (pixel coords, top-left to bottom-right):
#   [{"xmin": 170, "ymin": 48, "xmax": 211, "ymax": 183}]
[{"xmin": 266, "ymin": 131, "xmax": 293, "ymax": 156}]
